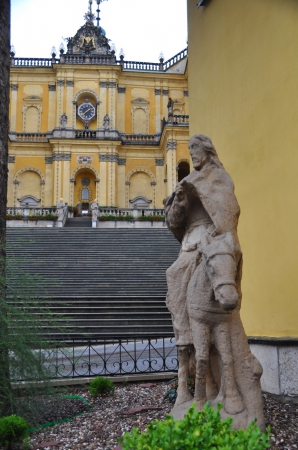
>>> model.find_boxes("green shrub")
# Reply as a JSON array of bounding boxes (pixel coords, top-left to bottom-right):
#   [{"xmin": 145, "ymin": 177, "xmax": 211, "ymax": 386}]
[
  {"xmin": 119, "ymin": 403, "xmax": 270, "ymax": 450},
  {"xmin": 0, "ymin": 415, "xmax": 29, "ymax": 449},
  {"xmin": 89, "ymin": 377, "xmax": 115, "ymax": 397},
  {"xmin": 138, "ymin": 215, "xmax": 165, "ymax": 221}
]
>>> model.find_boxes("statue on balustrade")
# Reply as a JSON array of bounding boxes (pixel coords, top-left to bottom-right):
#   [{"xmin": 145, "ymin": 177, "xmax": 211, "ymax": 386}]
[
  {"xmin": 57, "ymin": 198, "xmax": 64, "ymax": 221},
  {"xmin": 91, "ymin": 199, "xmax": 99, "ymax": 221},
  {"xmin": 165, "ymin": 134, "xmax": 265, "ymax": 430}
]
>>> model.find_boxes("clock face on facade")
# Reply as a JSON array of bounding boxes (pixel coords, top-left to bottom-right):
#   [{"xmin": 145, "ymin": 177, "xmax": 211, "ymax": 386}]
[{"xmin": 77, "ymin": 100, "xmax": 96, "ymax": 122}]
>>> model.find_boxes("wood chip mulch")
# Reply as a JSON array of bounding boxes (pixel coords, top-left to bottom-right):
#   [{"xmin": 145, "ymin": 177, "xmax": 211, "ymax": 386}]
[{"xmin": 13, "ymin": 383, "xmax": 298, "ymax": 450}]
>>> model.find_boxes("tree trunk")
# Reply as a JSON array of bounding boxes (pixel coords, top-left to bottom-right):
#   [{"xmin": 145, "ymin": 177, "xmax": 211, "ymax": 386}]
[{"xmin": 0, "ymin": 0, "xmax": 12, "ymax": 416}]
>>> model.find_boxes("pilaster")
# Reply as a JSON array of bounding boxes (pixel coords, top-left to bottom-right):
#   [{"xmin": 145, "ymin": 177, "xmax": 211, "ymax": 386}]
[
  {"xmin": 155, "ymin": 86, "xmax": 161, "ymax": 133},
  {"xmin": 155, "ymin": 158, "xmax": 165, "ymax": 208},
  {"xmin": 117, "ymin": 157, "xmax": 126, "ymax": 207},
  {"xmin": 62, "ymin": 154, "xmax": 71, "ymax": 204},
  {"xmin": 99, "ymin": 153, "xmax": 107, "ymax": 206},
  {"xmin": 7, "ymin": 156, "xmax": 15, "ymax": 205},
  {"xmin": 108, "ymin": 81, "xmax": 117, "ymax": 129},
  {"xmin": 48, "ymin": 84, "xmax": 56, "ymax": 131},
  {"xmin": 166, "ymin": 141, "xmax": 177, "ymax": 196},
  {"xmin": 99, "ymin": 81, "xmax": 107, "ymax": 128},
  {"xmin": 10, "ymin": 84, "xmax": 18, "ymax": 131},
  {"xmin": 162, "ymin": 86, "xmax": 169, "ymax": 119},
  {"xmin": 45, "ymin": 156, "xmax": 54, "ymax": 205},
  {"xmin": 56, "ymin": 79, "xmax": 65, "ymax": 127},
  {"xmin": 52, "ymin": 150, "xmax": 70, "ymax": 204},
  {"xmin": 117, "ymin": 86, "xmax": 126, "ymax": 132},
  {"xmin": 66, "ymin": 80, "xmax": 74, "ymax": 127}
]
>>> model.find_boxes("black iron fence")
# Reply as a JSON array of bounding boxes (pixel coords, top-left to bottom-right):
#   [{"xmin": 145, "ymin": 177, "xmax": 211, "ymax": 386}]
[{"xmin": 12, "ymin": 336, "xmax": 178, "ymax": 382}]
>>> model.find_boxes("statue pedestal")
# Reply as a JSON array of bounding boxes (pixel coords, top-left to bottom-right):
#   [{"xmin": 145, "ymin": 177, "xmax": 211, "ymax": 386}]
[{"xmin": 170, "ymin": 399, "xmax": 257, "ymax": 431}]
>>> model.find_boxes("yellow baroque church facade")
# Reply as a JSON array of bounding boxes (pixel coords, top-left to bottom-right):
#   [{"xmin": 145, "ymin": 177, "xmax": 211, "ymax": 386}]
[{"xmin": 8, "ymin": 4, "xmax": 189, "ymax": 209}]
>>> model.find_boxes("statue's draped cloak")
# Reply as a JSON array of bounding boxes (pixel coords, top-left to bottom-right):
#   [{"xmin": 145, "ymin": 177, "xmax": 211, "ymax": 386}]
[{"xmin": 166, "ymin": 162, "xmax": 240, "ymax": 241}]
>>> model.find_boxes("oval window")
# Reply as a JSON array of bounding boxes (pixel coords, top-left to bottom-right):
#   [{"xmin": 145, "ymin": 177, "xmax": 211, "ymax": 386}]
[{"xmin": 82, "ymin": 178, "xmax": 90, "ymax": 186}]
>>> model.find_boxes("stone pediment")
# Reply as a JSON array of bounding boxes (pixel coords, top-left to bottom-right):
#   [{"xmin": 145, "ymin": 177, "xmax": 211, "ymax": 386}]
[
  {"xmin": 131, "ymin": 98, "xmax": 150, "ymax": 105},
  {"xmin": 23, "ymin": 96, "xmax": 42, "ymax": 101}
]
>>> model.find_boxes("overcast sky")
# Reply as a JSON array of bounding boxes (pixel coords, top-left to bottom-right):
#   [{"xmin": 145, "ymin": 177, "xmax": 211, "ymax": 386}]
[{"xmin": 11, "ymin": 0, "xmax": 188, "ymax": 62}]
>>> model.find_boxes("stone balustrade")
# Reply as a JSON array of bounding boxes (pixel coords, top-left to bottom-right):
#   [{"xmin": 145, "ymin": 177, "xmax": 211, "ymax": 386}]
[
  {"xmin": 7, "ymin": 207, "xmax": 57, "ymax": 216},
  {"xmin": 119, "ymin": 61, "xmax": 161, "ymax": 71},
  {"xmin": 98, "ymin": 208, "xmax": 165, "ymax": 217},
  {"xmin": 61, "ymin": 54, "xmax": 116, "ymax": 65},
  {"xmin": 75, "ymin": 130, "xmax": 97, "ymax": 139},
  {"xmin": 163, "ymin": 115, "xmax": 189, "ymax": 127},
  {"xmin": 11, "ymin": 48, "xmax": 188, "ymax": 72},
  {"xmin": 163, "ymin": 48, "xmax": 188, "ymax": 71},
  {"xmin": 120, "ymin": 133, "xmax": 161, "ymax": 145},
  {"xmin": 9, "ymin": 132, "xmax": 49, "ymax": 142},
  {"xmin": 12, "ymin": 57, "xmax": 59, "ymax": 67}
]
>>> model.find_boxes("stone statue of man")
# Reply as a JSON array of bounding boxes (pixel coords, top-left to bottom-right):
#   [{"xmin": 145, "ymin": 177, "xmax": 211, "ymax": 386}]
[
  {"xmin": 57, "ymin": 198, "xmax": 64, "ymax": 221},
  {"xmin": 91, "ymin": 199, "xmax": 98, "ymax": 221},
  {"xmin": 165, "ymin": 134, "xmax": 265, "ymax": 430},
  {"xmin": 103, "ymin": 114, "xmax": 110, "ymax": 130},
  {"xmin": 60, "ymin": 113, "xmax": 67, "ymax": 128}
]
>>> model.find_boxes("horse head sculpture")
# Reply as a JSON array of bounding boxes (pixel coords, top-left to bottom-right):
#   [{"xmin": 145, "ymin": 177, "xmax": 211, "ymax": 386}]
[{"xmin": 200, "ymin": 232, "xmax": 241, "ymax": 311}]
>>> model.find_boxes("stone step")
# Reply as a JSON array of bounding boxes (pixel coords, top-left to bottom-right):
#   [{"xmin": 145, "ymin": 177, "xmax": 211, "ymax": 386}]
[{"xmin": 6, "ymin": 228, "xmax": 179, "ymax": 337}]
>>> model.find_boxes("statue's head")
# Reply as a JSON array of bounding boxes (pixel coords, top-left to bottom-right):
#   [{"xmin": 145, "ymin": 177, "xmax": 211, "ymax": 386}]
[{"xmin": 188, "ymin": 134, "xmax": 217, "ymax": 170}]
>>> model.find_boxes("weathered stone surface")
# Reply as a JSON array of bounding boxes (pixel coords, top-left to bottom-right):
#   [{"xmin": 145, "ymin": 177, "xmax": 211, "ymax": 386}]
[
  {"xmin": 91, "ymin": 199, "xmax": 98, "ymax": 221},
  {"xmin": 165, "ymin": 134, "xmax": 265, "ymax": 430}
]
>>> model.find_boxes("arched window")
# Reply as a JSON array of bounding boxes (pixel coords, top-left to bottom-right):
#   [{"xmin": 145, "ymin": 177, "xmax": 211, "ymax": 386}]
[
  {"xmin": 177, "ymin": 161, "xmax": 190, "ymax": 182},
  {"xmin": 82, "ymin": 188, "xmax": 89, "ymax": 200}
]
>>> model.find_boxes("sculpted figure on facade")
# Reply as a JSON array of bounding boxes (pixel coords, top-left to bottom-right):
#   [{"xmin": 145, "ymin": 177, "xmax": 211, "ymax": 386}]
[
  {"xmin": 167, "ymin": 97, "xmax": 174, "ymax": 116},
  {"xmin": 103, "ymin": 114, "xmax": 110, "ymax": 130},
  {"xmin": 165, "ymin": 134, "xmax": 265, "ymax": 430},
  {"xmin": 60, "ymin": 113, "xmax": 68, "ymax": 128}
]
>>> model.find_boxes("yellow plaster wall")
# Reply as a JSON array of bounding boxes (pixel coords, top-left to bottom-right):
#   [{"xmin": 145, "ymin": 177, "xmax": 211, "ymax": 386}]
[{"xmin": 187, "ymin": 0, "xmax": 298, "ymax": 337}]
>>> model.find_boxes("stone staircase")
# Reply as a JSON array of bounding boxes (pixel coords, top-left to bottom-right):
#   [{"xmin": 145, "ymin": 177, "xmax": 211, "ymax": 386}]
[
  {"xmin": 65, "ymin": 217, "xmax": 92, "ymax": 227},
  {"xmin": 6, "ymin": 228, "xmax": 180, "ymax": 339}
]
